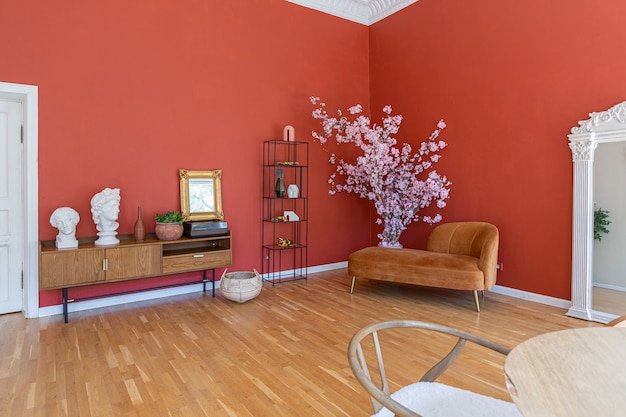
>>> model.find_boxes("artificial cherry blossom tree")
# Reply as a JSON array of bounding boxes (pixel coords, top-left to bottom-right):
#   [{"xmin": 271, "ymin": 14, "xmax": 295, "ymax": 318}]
[{"xmin": 311, "ymin": 97, "xmax": 451, "ymax": 247}]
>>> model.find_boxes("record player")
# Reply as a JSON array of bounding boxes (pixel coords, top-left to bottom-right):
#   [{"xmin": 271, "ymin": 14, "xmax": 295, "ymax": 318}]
[{"xmin": 183, "ymin": 221, "xmax": 229, "ymax": 238}]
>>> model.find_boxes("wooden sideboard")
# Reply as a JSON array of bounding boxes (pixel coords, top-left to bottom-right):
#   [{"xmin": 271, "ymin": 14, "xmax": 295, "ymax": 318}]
[{"xmin": 40, "ymin": 232, "xmax": 232, "ymax": 322}]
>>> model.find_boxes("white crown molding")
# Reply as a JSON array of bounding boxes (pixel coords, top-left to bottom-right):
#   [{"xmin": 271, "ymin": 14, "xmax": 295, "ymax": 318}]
[{"xmin": 286, "ymin": 0, "xmax": 418, "ymax": 25}]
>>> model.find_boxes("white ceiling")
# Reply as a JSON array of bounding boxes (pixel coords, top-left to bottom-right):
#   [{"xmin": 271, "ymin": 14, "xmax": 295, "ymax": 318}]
[{"xmin": 286, "ymin": 0, "xmax": 419, "ymax": 25}]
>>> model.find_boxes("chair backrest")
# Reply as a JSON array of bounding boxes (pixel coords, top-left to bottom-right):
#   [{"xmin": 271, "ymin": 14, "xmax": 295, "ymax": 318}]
[
  {"xmin": 347, "ymin": 320, "xmax": 511, "ymax": 417},
  {"xmin": 427, "ymin": 222, "xmax": 499, "ymax": 289}
]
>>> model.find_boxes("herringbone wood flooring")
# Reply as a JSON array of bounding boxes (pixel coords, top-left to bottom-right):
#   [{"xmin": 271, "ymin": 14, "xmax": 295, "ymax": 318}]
[{"xmin": 0, "ymin": 268, "xmax": 597, "ymax": 416}]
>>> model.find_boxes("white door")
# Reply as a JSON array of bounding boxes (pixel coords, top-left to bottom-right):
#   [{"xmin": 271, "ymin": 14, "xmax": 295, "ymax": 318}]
[{"xmin": 0, "ymin": 100, "xmax": 23, "ymax": 314}]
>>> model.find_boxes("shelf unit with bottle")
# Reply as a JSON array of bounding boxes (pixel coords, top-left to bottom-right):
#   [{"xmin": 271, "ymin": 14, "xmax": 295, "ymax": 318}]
[{"xmin": 262, "ymin": 140, "xmax": 308, "ymax": 284}]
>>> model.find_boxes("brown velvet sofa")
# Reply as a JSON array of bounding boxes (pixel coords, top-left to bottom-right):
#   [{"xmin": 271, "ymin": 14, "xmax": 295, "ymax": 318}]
[{"xmin": 347, "ymin": 222, "xmax": 499, "ymax": 311}]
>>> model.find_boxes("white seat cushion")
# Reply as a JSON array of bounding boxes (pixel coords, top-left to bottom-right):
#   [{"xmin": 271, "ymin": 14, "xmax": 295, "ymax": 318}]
[{"xmin": 373, "ymin": 382, "xmax": 523, "ymax": 417}]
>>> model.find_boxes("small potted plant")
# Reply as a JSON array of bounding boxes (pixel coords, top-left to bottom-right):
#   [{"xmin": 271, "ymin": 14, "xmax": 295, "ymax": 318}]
[{"xmin": 155, "ymin": 211, "xmax": 184, "ymax": 241}]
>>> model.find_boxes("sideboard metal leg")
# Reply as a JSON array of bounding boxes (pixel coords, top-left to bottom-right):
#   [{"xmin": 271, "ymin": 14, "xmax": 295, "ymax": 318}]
[{"xmin": 62, "ymin": 288, "xmax": 69, "ymax": 323}]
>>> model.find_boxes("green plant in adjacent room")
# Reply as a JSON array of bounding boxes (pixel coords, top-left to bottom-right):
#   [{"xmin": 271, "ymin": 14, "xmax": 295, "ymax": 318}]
[
  {"xmin": 594, "ymin": 207, "xmax": 611, "ymax": 241},
  {"xmin": 155, "ymin": 211, "xmax": 183, "ymax": 224}
]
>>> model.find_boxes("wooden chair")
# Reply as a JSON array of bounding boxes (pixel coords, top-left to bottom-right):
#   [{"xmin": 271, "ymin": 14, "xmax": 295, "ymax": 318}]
[{"xmin": 347, "ymin": 320, "xmax": 523, "ymax": 417}]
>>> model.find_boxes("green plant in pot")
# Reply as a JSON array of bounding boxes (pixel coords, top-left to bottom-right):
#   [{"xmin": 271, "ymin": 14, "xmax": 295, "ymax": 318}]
[{"xmin": 155, "ymin": 211, "xmax": 184, "ymax": 241}]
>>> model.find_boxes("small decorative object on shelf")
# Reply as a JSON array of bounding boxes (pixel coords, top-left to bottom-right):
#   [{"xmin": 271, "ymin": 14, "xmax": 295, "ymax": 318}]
[
  {"xmin": 155, "ymin": 211, "xmax": 184, "ymax": 241},
  {"xmin": 283, "ymin": 125, "xmax": 295, "ymax": 142},
  {"xmin": 134, "ymin": 206, "xmax": 145, "ymax": 242},
  {"xmin": 287, "ymin": 184, "xmax": 299, "ymax": 198},
  {"xmin": 275, "ymin": 168, "xmax": 286, "ymax": 198},
  {"xmin": 277, "ymin": 237, "xmax": 295, "ymax": 248},
  {"xmin": 220, "ymin": 269, "xmax": 262, "ymax": 303},
  {"xmin": 91, "ymin": 187, "xmax": 121, "ymax": 246},
  {"xmin": 284, "ymin": 210, "xmax": 299, "ymax": 221},
  {"xmin": 49, "ymin": 207, "xmax": 80, "ymax": 249}
]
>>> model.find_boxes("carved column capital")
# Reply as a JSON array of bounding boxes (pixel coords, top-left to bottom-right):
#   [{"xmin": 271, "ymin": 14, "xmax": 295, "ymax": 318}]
[{"xmin": 569, "ymin": 140, "xmax": 597, "ymax": 161}]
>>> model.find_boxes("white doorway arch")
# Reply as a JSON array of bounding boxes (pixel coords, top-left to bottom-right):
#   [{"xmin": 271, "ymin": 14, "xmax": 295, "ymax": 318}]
[
  {"xmin": 568, "ymin": 101, "xmax": 626, "ymax": 323},
  {"xmin": 0, "ymin": 82, "xmax": 38, "ymax": 318}
]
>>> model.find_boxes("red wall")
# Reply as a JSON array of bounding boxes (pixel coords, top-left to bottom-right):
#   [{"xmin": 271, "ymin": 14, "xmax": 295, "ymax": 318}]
[
  {"xmin": 369, "ymin": 0, "xmax": 626, "ymax": 299},
  {"xmin": 8, "ymin": 0, "xmax": 624, "ymax": 307},
  {"xmin": 1, "ymin": 0, "xmax": 371, "ymax": 307}
]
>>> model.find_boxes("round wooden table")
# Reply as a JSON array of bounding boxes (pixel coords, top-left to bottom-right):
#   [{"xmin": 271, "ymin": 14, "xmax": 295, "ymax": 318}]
[{"xmin": 504, "ymin": 327, "xmax": 626, "ymax": 416}]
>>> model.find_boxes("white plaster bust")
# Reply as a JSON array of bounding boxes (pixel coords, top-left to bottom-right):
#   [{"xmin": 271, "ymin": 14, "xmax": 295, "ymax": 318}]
[
  {"xmin": 91, "ymin": 188, "xmax": 121, "ymax": 246},
  {"xmin": 50, "ymin": 207, "xmax": 80, "ymax": 249}
]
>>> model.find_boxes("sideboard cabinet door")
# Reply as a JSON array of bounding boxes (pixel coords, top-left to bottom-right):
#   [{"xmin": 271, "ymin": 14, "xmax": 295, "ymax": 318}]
[
  {"xmin": 105, "ymin": 245, "xmax": 161, "ymax": 281},
  {"xmin": 40, "ymin": 248, "xmax": 105, "ymax": 290}
]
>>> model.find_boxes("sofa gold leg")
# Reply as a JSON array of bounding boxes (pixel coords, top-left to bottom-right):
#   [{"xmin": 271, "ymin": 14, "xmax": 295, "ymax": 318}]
[
  {"xmin": 350, "ymin": 276, "xmax": 356, "ymax": 294},
  {"xmin": 473, "ymin": 290, "xmax": 481, "ymax": 312}
]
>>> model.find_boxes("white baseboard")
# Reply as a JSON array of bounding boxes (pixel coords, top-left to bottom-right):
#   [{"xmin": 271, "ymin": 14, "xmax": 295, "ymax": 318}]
[
  {"xmin": 307, "ymin": 261, "xmax": 348, "ymax": 274},
  {"xmin": 37, "ymin": 261, "xmax": 571, "ymax": 318},
  {"xmin": 491, "ymin": 285, "xmax": 571, "ymax": 309},
  {"xmin": 593, "ymin": 282, "xmax": 626, "ymax": 292},
  {"xmin": 258, "ymin": 261, "xmax": 348, "ymax": 281}
]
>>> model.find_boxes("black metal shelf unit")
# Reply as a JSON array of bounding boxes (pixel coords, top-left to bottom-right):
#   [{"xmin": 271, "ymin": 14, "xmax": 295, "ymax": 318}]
[{"xmin": 261, "ymin": 140, "xmax": 308, "ymax": 284}]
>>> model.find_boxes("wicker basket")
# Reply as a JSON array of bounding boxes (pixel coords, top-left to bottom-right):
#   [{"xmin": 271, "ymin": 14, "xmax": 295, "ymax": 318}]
[{"xmin": 220, "ymin": 269, "xmax": 262, "ymax": 303}]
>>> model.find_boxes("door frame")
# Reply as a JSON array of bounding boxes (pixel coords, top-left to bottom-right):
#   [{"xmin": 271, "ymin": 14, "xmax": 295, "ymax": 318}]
[{"xmin": 0, "ymin": 81, "xmax": 38, "ymax": 318}]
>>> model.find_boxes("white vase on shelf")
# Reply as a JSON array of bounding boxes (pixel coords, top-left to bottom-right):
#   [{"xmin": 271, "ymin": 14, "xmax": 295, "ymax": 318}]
[{"xmin": 287, "ymin": 184, "xmax": 299, "ymax": 198}]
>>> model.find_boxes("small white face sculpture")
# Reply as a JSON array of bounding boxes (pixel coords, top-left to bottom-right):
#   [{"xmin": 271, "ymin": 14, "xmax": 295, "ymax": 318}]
[
  {"xmin": 50, "ymin": 207, "xmax": 80, "ymax": 249},
  {"xmin": 91, "ymin": 188, "xmax": 121, "ymax": 246}
]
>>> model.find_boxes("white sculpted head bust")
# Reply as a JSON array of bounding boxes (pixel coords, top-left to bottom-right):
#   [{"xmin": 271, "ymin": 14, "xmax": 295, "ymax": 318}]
[
  {"xmin": 91, "ymin": 187, "xmax": 121, "ymax": 246},
  {"xmin": 50, "ymin": 207, "xmax": 80, "ymax": 249}
]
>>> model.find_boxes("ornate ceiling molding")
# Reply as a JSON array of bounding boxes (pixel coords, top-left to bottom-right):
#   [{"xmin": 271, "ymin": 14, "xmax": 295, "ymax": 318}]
[{"xmin": 286, "ymin": 0, "xmax": 419, "ymax": 25}]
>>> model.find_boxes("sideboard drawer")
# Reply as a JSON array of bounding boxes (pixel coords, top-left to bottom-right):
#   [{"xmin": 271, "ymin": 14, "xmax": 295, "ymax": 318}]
[{"xmin": 162, "ymin": 250, "xmax": 232, "ymax": 274}]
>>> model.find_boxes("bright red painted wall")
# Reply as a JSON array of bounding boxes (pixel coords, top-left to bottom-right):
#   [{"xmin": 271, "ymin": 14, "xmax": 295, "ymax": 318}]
[
  {"xmin": 369, "ymin": 0, "xmax": 626, "ymax": 299},
  {"xmin": 1, "ymin": 0, "xmax": 371, "ymax": 307},
  {"xmin": 10, "ymin": 0, "xmax": 622, "ymax": 307}
]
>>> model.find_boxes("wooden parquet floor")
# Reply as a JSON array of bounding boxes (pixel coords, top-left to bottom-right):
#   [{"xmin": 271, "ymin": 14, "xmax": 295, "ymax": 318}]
[
  {"xmin": 0, "ymin": 268, "xmax": 598, "ymax": 417},
  {"xmin": 593, "ymin": 287, "xmax": 626, "ymax": 316}
]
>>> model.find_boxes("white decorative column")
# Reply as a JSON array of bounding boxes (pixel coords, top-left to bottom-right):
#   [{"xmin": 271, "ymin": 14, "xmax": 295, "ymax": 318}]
[
  {"xmin": 567, "ymin": 101, "xmax": 626, "ymax": 322},
  {"xmin": 567, "ymin": 140, "xmax": 596, "ymax": 320}
]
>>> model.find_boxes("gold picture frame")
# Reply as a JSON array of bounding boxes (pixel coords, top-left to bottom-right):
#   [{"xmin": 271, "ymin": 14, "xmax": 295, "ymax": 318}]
[{"xmin": 179, "ymin": 169, "xmax": 224, "ymax": 221}]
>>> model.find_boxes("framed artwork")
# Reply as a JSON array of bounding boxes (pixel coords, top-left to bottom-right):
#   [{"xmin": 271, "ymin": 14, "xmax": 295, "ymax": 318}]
[{"xmin": 179, "ymin": 169, "xmax": 224, "ymax": 221}]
